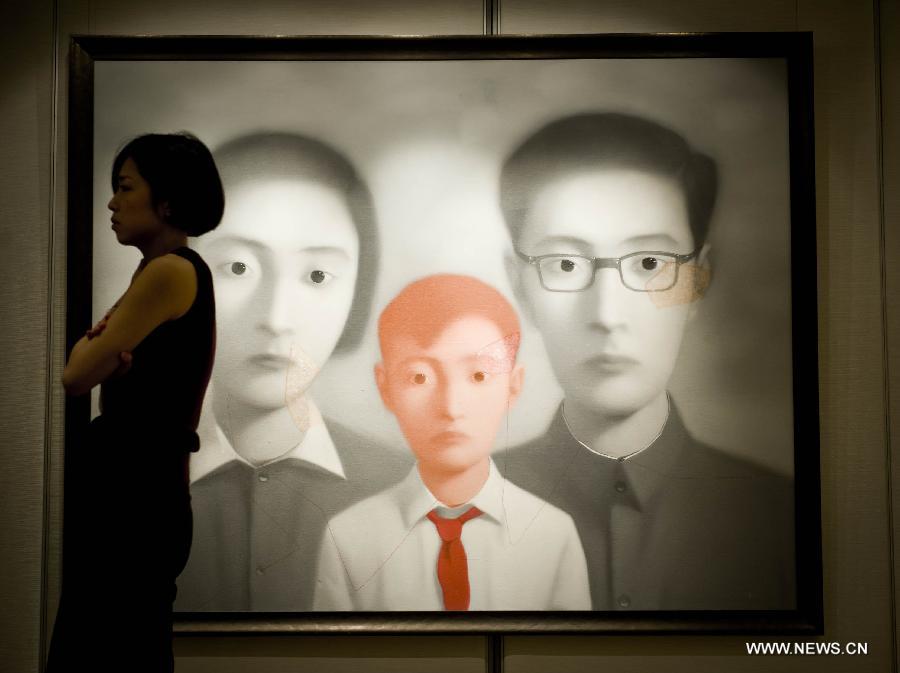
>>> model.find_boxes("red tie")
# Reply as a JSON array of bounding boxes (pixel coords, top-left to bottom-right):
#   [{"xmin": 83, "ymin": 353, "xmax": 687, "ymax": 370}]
[{"xmin": 427, "ymin": 507, "xmax": 483, "ymax": 611}]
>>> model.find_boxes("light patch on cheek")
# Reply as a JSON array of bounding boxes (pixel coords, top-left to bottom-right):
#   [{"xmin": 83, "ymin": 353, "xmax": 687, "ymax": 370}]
[
  {"xmin": 284, "ymin": 344, "xmax": 320, "ymax": 432},
  {"xmin": 646, "ymin": 263, "xmax": 711, "ymax": 308},
  {"xmin": 476, "ymin": 332, "xmax": 521, "ymax": 374}
]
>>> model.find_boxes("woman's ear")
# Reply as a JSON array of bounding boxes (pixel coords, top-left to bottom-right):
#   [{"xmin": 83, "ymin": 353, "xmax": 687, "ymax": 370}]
[{"xmin": 157, "ymin": 200, "xmax": 172, "ymax": 222}]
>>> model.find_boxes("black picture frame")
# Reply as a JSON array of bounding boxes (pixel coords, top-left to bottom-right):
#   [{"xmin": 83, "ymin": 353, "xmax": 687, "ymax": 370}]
[{"xmin": 66, "ymin": 32, "xmax": 821, "ymax": 635}]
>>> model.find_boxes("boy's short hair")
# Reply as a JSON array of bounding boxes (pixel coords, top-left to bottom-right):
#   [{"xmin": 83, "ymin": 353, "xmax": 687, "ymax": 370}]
[
  {"xmin": 378, "ymin": 274, "xmax": 521, "ymax": 361},
  {"xmin": 212, "ymin": 132, "xmax": 377, "ymax": 353},
  {"xmin": 500, "ymin": 112, "xmax": 718, "ymax": 248},
  {"xmin": 112, "ymin": 132, "xmax": 224, "ymax": 237}
]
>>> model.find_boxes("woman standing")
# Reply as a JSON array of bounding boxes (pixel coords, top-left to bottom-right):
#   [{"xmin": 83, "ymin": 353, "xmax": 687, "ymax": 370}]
[{"xmin": 48, "ymin": 133, "xmax": 223, "ymax": 671}]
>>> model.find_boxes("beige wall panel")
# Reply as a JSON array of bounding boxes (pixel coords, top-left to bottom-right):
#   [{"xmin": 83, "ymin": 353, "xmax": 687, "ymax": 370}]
[
  {"xmin": 176, "ymin": 636, "xmax": 485, "ymax": 673},
  {"xmin": 48, "ymin": 1, "xmax": 490, "ymax": 672},
  {"xmin": 501, "ymin": 0, "xmax": 797, "ymax": 33},
  {"xmin": 882, "ymin": 0, "xmax": 900, "ymax": 666},
  {"xmin": 501, "ymin": 0, "xmax": 891, "ymax": 670},
  {"xmin": 801, "ymin": 0, "xmax": 893, "ymax": 667},
  {"xmin": 36, "ymin": 1, "xmax": 893, "ymax": 672},
  {"xmin": 0, "ymin": 2, "xmax": 53, "ymax": 673},
  {"xmin": 42, "ymin": 3, "xmax": 92, "ymax": 669},
  {"xmin": 86, "ymin": 0, "xmax": 483, "ymax": 36},
  {"xmin": 506, "ymin": 651, "xmax": 879, "ymax": 672}
]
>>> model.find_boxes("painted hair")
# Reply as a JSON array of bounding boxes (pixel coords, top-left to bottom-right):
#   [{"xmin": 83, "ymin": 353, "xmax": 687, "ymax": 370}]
[
  {"xmin": 500, "ymin": 112, "xmax": 718, "ymax": 248},
  {"xmin": 378, "ymin": 274, "xmax": 521, "ymax": 366},
  {"xmin": 212, "ymin": 132, "xmax": 377, "ymax": 353}
]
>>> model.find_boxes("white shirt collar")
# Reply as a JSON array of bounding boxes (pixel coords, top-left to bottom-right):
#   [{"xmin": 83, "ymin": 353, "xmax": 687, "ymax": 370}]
[
  {"xmin": 189, "ymin": 400, "xmax": 346, "ymax": 482},
  {"xmin": 395, "ymin": 459, "xmax": 508, "ymax": 531}
]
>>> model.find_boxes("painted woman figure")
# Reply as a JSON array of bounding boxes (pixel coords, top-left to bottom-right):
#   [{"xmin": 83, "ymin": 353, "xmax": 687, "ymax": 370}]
[
  {"xmin": 174, "ymin": 133, "xmax": 410, "ymax": 612},
  {"xmin": 48, "ymin": 133, "xmax": 223, "ymax": 671}
]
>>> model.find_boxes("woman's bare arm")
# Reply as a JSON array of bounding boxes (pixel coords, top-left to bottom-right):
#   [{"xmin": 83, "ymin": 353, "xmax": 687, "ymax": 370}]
[{"xmin": 62, "ymin": 254, "xmax": 197, "ymax": 396}]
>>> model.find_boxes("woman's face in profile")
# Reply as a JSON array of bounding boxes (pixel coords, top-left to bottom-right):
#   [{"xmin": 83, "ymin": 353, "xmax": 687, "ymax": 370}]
[
  {"xmin": 196, "ymin": 178, "xmax": 360, "ymax": 411},
  {"xmin": 107, "ymin": 157, "xmax": 167, "ymax": 247}
]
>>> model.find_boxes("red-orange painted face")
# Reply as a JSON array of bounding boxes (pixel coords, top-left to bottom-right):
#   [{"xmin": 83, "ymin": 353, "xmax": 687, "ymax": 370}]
[{"xmin": 376, "ymin": 315, "xmax": 523, "ymax": 477}]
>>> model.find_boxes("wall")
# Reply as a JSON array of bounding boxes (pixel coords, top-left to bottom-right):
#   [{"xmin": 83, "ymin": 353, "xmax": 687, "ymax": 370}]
[
  {"xmin": 0, "ymin": 1, "xmax": 55, "ymax": 670},
  {"xmin": 0, "ymin": 0, "xmax": 895, "ymax": 671},
  {"xmin": 885, "ymin": 0, "xmax": 900, "ymax": 667}
]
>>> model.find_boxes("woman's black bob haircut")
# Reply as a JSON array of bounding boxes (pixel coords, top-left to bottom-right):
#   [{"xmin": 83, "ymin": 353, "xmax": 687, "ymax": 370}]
[{"xmin": 111, "ymin": 132, "xmax": 225, "ymax": 237}]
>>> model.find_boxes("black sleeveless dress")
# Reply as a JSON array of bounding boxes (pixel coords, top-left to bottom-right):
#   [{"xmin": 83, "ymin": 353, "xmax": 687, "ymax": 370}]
[{"xmin": 48, "ymin": 247, "xmax": 215, "ymax": 672}]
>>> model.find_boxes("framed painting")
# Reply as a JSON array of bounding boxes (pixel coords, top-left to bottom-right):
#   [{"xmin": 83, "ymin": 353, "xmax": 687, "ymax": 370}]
[{"xmin": 66, "ymin": 33, "xmax": 820, "ymax": 633}]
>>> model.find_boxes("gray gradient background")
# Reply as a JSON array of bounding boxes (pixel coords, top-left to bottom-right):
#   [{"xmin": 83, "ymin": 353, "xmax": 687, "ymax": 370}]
[{"xmin": 91, "ymin": 57, "xmax": 794, "ymax": 476}]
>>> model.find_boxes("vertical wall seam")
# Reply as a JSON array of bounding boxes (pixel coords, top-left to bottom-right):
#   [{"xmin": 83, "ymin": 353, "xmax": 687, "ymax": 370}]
[
  {"xmin": 484, "ymin": 0, "xmax": 500, "ymax": 36},
  {"xmin": 874, "ymin": 0, "xmax": 898, "ymax": 670},
  {"xmin": 40, "ymin": 0, "xmax": 61, "ymax": 667},
  {"xmin": 481, "ymin": 4, "xmax": 502, "ymax": 670}
]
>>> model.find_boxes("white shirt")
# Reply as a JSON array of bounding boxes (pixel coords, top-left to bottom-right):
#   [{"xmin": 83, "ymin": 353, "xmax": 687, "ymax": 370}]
[
  {"xmin": 176, "ymin": 404, "xmax": 411, "ymax": 612},
  {"xmin": 313, "ymin": 460, "xmax": 591, "ymax": 611},
  {"xmin": 189, "ymin": 399, "xmax": 345, "ymax": 483}
]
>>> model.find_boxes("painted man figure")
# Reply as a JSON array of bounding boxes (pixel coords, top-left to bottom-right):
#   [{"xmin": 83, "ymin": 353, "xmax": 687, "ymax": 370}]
[{"xmin": 499, "ymin": 113, "xmax": 795, "ymax": 610}]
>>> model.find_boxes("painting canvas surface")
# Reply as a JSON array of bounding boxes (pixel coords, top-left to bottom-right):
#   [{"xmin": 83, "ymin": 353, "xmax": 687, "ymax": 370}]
[{"xmin": 90, "ymin": 55, "xmax": 796, "ymax": 614}]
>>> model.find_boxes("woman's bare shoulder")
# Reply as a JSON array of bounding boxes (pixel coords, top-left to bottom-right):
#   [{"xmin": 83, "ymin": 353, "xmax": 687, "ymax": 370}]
[
  {"xmin": 146, "ymin": 251, "xmax": 195, "ymax": 277},
  {"xmin": 136, "ymin": 253, "xmax": 197, "ymax": 318}
]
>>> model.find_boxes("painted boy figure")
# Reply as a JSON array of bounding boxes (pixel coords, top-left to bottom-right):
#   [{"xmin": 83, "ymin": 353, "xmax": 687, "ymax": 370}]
[
  {"xmin": 499, "ymin": 113, "xmax": 796, "ymax": 610},
  {"xmin": 313, "ymin": 275, "xmax": 591, "ymax": 611}
]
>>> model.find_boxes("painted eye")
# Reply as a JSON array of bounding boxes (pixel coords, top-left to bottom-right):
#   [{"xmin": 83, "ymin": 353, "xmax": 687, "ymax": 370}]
[
  {"xmin": 412, "ymin": 373, "xmax": 427, "ymax": 385},
  {"xmin": 472, "ymin": 371, "xmax": 487, "ymax": 383},
  {"xmin": 308, "ymin": 269, "xmax": 333, "ymax": 285},
  {"xmin": 641, "ymin": 257, "xmax": 659, "ymax": 271},
  {"xmin": 230, "ymin": 262, "xmax": 247, "ymax": 276}
]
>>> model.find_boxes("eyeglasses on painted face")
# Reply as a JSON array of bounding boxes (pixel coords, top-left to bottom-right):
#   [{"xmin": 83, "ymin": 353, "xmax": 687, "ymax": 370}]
[{"xmin": 515, "ymin": 248, "xmax": 700, "ymax": 293}]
